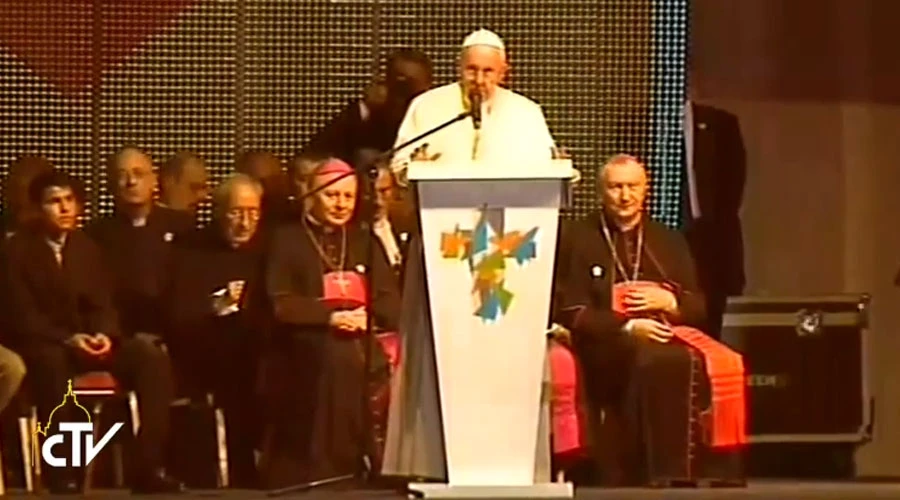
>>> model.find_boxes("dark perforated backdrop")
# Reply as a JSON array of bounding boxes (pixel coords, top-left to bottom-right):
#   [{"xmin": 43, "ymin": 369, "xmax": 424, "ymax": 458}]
[{"xmin": 0, "ymin": 0, "xmax": 687, "ymax": 227}]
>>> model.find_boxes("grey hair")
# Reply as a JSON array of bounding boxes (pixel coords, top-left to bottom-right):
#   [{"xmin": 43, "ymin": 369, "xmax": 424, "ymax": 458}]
[
  {"xmin": 597, "ymin": 154, "xmax": 645, "ymax": 187},
  {"xmin": 212, "ymin": 173, "xmax": 263, "ymax": 217}
]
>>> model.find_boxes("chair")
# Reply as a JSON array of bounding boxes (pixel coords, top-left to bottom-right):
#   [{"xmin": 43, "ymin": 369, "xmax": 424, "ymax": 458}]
[
  {"xmin": 150, "ymin": 336, "xmax": 229, "ymax": 489},
  {"xmin": 72, "ymin": 371, "xmax": 138, "ymax": 493},
  {"xmin": 368, "ymin": 332, "xmax": 401, "ymax": 475},
  {"xmin": 22, "ymin": 370, "xmax": 230, "ymax": 493},
  {"xmin": 168, "ymin": 392, "xmax": 229, "ymax": 489}
]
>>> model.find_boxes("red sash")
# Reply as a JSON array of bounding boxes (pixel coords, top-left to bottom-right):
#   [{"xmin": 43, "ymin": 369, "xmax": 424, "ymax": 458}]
[
  {"xmin": 613, "ymin": 281, "xmax": 747, "ymax": 448},
  {"xmin": 322, "ymin": 271, "xmax": 401, "ymax": 372},
  {"xmin": 322, "ymin": 271, "xmax": 367, "ymax": 310}
]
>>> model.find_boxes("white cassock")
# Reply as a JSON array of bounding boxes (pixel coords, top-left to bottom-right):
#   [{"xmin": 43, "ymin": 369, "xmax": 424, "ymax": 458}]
[
  {"xmin": 390, "ymin": 82, "xmax": 556, "ymax": 174},
  {"xmin": 382, "ymin": 81, "xmax": 557, "ymax": 482}
]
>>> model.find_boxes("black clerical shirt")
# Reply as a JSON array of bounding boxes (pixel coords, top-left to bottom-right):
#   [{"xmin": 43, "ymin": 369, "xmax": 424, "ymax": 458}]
[{"xmin": 86, "ymin": 206, "xmax": 195, "ymax": 335}]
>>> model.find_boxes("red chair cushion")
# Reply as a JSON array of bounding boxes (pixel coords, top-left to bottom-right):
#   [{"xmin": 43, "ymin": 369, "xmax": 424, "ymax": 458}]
[
  {"xmin": 548, "ymin": 341, "xmax": 585, "ymax": 457},
  {"xmin": 73, "ymin": 371, "xmax": 120, "ymax": 392},
  {"xmin": 375, "ymin": 332, "xmax": 401, "ymax": 373}
]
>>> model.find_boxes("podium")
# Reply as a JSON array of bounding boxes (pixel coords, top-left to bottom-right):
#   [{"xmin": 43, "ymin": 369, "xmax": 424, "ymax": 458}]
[{"xmin": 406, "ymin": 160, "xmax": 575, "ymax": 499}]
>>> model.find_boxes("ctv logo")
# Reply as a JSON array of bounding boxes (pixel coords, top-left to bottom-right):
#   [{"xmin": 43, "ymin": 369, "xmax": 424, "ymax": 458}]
[{"xmin": 32, "ymin": 380, "xmax": 124, "ymax": 468}]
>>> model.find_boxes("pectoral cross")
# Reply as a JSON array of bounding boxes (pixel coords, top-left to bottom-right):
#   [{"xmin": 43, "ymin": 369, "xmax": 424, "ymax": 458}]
[{"xmin": 333, "ymin": 272, "xmax": 350, "ymax": 295}]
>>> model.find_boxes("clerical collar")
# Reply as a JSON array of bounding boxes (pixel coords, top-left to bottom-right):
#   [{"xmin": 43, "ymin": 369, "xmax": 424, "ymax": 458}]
[
  {"xmin": 303, "ymin": 214, "xmax": 347, "ymax": 272},
  {"xmin": 598, "ymin": 210, "xmax": 642, "ymax": 235},
  {"xmin": 599, "ymin": 210, "xmax": 644, "ymax": 283},
  {"xmin": 116, "ymin": 206, "xmax": 151, "ymax": 227},
  {"xmin": 304, "ymin": 214, "xmax": 343, "ymax": 235}
]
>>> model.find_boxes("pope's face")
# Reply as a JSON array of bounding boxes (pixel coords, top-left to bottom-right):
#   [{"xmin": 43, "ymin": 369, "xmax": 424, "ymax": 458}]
[{"xmin": 459, "ymin": 45, "xmax": 507, "ymax": 100}]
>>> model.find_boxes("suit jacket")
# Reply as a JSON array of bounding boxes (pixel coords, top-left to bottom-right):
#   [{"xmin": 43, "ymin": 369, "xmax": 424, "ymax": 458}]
[
  {"xmin": 374, "ymin": 213, "xmax": 415, "ymax": 284},
  {"xmin": 687, "ymin": 102, "xmax": 747, "ymax": 297},
  {"xmin": 301, "ymin": 99, "xmax": 402, "ymax": 167},
  {"xmin": 3, "ymin": 229, "xmax": 120, "ymax": 347}
]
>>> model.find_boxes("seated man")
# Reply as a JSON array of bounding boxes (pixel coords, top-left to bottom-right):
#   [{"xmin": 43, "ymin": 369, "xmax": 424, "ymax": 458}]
[
  {"xmin": 86, "ymin": 146, "xmax": 195, "ymax": 340},
  {"xmin": 3, "ymin": 170, "xmax": 183, "ymax": 494},
  {"xmin": 554, "ymin": 154, "xmax": 746, "ymax": 486},
  {"xmin": 165, "ymin": 173, "xmax": 267, "ymax": 487},
  {"xmin": 259, "ymin": 158, "xmax": 401, "ymax": 488}
]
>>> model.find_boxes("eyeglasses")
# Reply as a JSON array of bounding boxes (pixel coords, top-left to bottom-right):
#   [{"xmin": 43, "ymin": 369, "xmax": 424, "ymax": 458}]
[{"xmin": 224, "ymin": 208, "xmax": 261, "ymax": 221}]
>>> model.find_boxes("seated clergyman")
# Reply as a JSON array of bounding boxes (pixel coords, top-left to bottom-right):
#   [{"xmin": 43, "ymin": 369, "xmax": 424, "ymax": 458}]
[
  {"xmin": 553, "ymin": 154, "xmax": 746, "ymax": 486},
  {"xmin": 165, "ymin": 173, "xmax": 267, "ymax": 488}
]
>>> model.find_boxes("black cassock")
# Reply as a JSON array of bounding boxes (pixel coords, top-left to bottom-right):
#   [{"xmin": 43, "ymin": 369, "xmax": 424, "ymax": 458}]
[
  {"xmin": 260, "ymin": 219, "xmax": 401, "ymax": 488},
  {"xmin": 86, "ymin": 206, "xmax": 195, "ymax": 336},
  {"xmin": 164, "ymin": 226, "xmax": 267, "ymax": 487},
  {"xmin": 555, "ymin": 211, "xmax": 734, "ymax": 485}
]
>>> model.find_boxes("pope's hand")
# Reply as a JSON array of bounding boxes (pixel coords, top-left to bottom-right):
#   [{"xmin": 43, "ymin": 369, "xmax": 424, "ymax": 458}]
[{"xmin": 410, "ymin": 144, "xmax": 442, "ymax": 162}]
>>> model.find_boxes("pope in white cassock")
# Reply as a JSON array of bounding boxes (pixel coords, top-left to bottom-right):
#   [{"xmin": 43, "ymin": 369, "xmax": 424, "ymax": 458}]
[
  {"xmin": 381, "ymin": 28, "xmax": 560, "ymax": 482},
  {"xmin": 390, "ymin": 28, "xmax": 556, "ymax": 172}
]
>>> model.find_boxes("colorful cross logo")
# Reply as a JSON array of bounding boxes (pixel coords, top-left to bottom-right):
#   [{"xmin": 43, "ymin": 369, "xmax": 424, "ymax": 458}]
[{"xmin": 440, "ymin": 205, "xmax": 539, "ymax": 322}]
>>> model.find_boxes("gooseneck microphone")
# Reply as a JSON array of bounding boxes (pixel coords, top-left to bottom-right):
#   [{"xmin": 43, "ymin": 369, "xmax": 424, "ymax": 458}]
[{"xmin": 470, "ymin": 90, "xmax": 482, "ymax": 130}]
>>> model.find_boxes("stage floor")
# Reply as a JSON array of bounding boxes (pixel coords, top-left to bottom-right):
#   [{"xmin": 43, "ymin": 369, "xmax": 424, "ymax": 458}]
[{"xmin": 6, "ymin": 481, "xmax": 900, "ymax": 499}]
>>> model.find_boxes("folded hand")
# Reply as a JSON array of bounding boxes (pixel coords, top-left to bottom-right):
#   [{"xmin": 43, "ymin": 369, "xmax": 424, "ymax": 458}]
[
  {"xmin": 330, "ymin": 309, "xmax": 368, "ymax": 333},
  {"xmin": 88, "ymin": 333, "xmax": 113, "ymax": 356},
  {"xmin": 69, "ymin": 333, "xmax": 112, "ymax": 357},
  {"xmin": 623, "ymin": 287, "xmax": 677, "ymax": 315},
  {"xmin": 628, "ymin": 318, "xmax": 674, "ymax": 344}
]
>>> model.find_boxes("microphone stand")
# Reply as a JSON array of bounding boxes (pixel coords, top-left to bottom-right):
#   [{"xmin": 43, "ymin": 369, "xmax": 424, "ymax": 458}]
[{"xmin": 267, "ymin": 109, "xmax": 473, "ymax": 497}]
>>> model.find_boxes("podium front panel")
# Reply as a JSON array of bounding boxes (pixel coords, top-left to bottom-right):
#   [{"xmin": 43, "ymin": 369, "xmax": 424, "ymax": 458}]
[{"xmin": 417, "ymin": 179, "xmax": 562, "ymax": 487}]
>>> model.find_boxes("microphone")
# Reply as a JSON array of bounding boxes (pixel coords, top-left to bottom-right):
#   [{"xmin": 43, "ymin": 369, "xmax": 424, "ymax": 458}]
[{"xmin": 470, "ymin": 90, "xmax": 482, "ymax": 130}]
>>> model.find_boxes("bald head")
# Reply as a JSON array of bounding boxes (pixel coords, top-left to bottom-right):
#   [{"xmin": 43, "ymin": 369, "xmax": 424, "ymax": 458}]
[
  {"xmin": 599, "ymin": 154, "xmax": 648, "ymax": 229},
  {"xmin": 108, "ymin": 146, "xmax": 157, "ymax": 209}
]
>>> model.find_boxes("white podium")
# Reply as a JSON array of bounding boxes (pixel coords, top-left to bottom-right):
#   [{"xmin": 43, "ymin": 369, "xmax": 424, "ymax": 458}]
[{"xmin": 406, "ymin": 160, "xmax": 575, "ymax": 499}]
